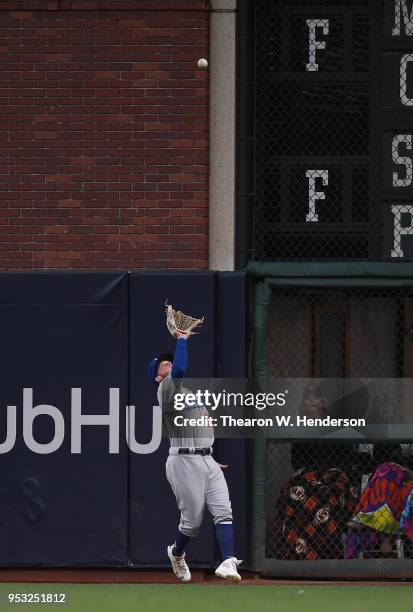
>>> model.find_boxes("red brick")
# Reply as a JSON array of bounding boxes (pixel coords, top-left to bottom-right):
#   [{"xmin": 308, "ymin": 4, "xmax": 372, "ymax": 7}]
[
  {"xmin": 45, "ymin": 226, "xmax": 70, "ymax": 234},
  {"xmin": 32, "ymin": 251, "xmax": 57, "ymax": 259},
  {"xmin": 33, "ymin": 132, "xmax": 59, "ymax": 140},
  {"xmin": 46, "ymin": 175, "xmax": 72, "ymax": 184},
  {"xmin": 70, "ymin": 156, "xmax": 94, "ymax": 166},
  {"xmin": 57, "ymin": 199, "xmax": 82, "ymax": 208},
  {"xmin": 33, "ymin": 115, "xmax": 60, "ymax": 123},
  {"xmin": 56, "ymin": 251, "xmax": 83, "ymax": 259},
  {"xmin": 9, "ymin": 12, "xmax": 35, "ymax": 19}
]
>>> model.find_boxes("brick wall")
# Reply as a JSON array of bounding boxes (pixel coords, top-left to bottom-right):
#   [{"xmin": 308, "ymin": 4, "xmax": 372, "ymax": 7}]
[{"xmin": 0, "ymin": 0, "xmax": 209, "ymax": 269}]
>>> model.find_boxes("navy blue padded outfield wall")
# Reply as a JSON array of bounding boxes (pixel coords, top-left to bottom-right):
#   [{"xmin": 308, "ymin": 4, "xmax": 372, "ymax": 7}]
[
  {"xmin": 0, "ymin": 273, "xmax": 129, "ymax": 566},
  {"xmin": 0, "ymin": 271, "xmax": 248, "ymax": 567}
]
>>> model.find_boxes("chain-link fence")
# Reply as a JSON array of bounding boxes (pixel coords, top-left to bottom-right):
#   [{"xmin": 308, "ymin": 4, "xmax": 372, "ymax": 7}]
[
  {"xmin": 238, "ymin": 0, "xmax": 413, "ymax": 263},
  {"xmin": 253, "ymin": 0, "xmax": 378, "ymax": 261},
  {"xmin": 239, "ymin": 0, "xmax": 413, "ymax": 264},
  {"xmin": 265, "ymin": 441, "xmax": 413, "ymax": 560},
  {"xmin": 264, "ymin": 286, "xmax": 413, "ymax": 561}
]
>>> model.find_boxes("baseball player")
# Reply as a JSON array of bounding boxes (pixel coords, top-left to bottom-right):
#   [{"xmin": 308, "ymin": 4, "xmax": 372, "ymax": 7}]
[{"xmin": 147, "ymin": 331, "xmax": 242, "ymax": 582}]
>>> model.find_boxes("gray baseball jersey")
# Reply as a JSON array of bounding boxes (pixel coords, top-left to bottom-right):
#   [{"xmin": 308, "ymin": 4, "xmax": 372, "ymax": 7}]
[{"xmin": 157, "ymin": 373, "xmax": 214, "ymax": 449}]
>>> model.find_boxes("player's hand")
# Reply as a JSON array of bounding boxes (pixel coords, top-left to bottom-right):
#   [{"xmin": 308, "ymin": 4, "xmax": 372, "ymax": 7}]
[
  {"xmin": 218, "ymin": 463, "xmax": 228, "ymax": 469},
  {"xmin": 176, "ymin": 330, "xmax": 188, "ymax": 339}
]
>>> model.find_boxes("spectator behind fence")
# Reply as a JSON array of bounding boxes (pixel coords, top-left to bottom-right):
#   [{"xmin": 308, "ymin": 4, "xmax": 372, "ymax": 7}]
[
  {"xmin": 275, "ymin": 381, "xmax": 369, "ymax": 560},
  {"xmin": 346, "ymin": 442, "xmax": 413, "ymax": 558}
]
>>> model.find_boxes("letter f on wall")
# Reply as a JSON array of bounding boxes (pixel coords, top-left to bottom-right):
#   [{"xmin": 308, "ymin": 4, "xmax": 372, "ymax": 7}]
[
  {"xmin": 306, "ymin": 170, "xmax": 328, "ymax": 222},
  {"xmin": 306, "ymin": 19, "xmax": 329, "ymax": 72}
]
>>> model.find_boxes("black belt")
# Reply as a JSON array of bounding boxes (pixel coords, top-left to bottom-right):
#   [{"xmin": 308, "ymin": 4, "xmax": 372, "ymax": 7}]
[{"xmin": 178, "ymin": 447, "xmax": 211, "ymax": 455}]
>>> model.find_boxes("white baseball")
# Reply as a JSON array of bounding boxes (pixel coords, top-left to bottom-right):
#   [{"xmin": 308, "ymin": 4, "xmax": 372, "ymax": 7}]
[{"xmin": 197, "ymin": 58, "xmax": 208, "ymax": 70}]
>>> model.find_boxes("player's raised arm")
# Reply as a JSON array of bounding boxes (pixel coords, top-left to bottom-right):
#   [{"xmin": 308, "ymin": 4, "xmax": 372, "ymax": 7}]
[{"xmin": 171, "ymin": 332, "xmax": 188, "ymax": 379}]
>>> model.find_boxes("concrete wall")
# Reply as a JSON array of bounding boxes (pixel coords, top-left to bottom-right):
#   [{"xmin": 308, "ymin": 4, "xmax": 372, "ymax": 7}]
[{"xmin": 209, "ymin": 0, "xmax": 237, "ymax": 271}]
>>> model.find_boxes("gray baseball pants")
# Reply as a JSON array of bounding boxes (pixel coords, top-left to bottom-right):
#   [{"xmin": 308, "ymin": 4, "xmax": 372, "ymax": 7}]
[{"xmin": 166, "ymin": 454, "xmax": 233, "ymax": 537}]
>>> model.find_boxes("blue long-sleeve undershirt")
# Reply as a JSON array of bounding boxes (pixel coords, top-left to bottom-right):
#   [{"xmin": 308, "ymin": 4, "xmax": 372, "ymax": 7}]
[{"xmin": 171, "ymin": 338, "xmax": 188, "ymax": 378}]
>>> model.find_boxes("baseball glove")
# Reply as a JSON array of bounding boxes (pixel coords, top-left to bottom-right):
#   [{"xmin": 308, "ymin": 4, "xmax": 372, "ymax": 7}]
[{"xmin": 165, "ymin": 301, "xmax": 204, "ymax": 338}]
